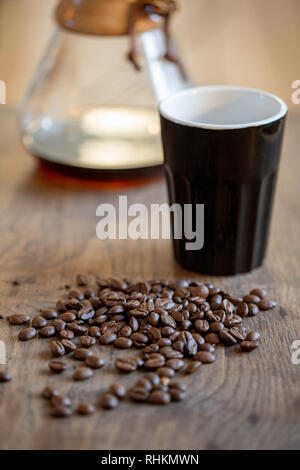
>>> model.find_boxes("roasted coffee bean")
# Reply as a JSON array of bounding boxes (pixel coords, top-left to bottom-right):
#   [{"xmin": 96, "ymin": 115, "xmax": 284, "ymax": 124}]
[
  {"xmin": 250, "ymin": 288, "xmax": 267, "ymax": 299},
  {"xmin": 53, "ymin": 319, "xmax": 66, "ymax": 332},
  {"xmin": 185, "ymin": 361, "xmax": 202, "ymax": 375},
  {"xmin": 158, "ymin": 338, "xmax": 171, "ymax": 348},
  {"xmin": 52, "ymin": 406, "xmax": 72, "ymax": 418},
  {"xmin": 76, "ymin": 274, "xmax": 89, "ymax": 286},
  {"xmin": 89, "ymin": 326, "xmax": 101, "ymax": 338},
  {"xmin": 205, "ymin": 333, "xmax": 220, "ymax": 345},
  {"xmin": 197, "ymin": 343, "xmax": 215, "ymax": 353},
  {"xmin": 169, "ymin": 389, "xmax": 186, "ymax": 402},
  {"xmin": 56, "ymin": 300, "xmax": 68, "ymax": 313},
  {"xmin": 243, "ymin": 294, "xmax": 261, "ymax": 304},
  {"xmin": 67, "ymin": 322, "xmax": 88, "ymax": 335},
  {"xmin": 114, "ymin": 337, "xmax": 133, "ymax": 349},
  {"xmin": 39, "ymin": 325, "xmax": 56, "ymax": 338},
  {"xmin": 85, "ymin": 355, "xmax": 105, "ymax": 369},
  {"xmin": 59, "ymin": 329, "xmax": 75, "ymax": 340},
  {"xmin": 169, "ymin": 382, "xmax": 187, "ymax": 392},
  {"xmin": 144, "ymin": 344, "xmax": 160, "ymax": 354},
  {"xmin": 149, "ymin": 390, "xmax": 171, "ymax": 405},
  {"xmin": 258, "ymin": 299, "xmax": 277, "ymax": 311},
  {"xmin": 115, "ymin": 357, "xmax": 138, "ymax": 373},
  {"xmin": 246, "ymin": 331, "xmax": 260, "ymax": 342},
  {"xmin": 209, "ymin": 322, "xmax": 224, "ymax": 334},
  {"xmin": 129, "ymin": 387, "xmax": 149, "ymax": 402},
  {"xmin": 145, "ymin": 372, "xmax": 160, "ymax": 385},
  {"xmin": 73, "ymin": 367, "xmax": 93, "ymax": 381},
  {"xmin": 240, "ymin": 340, "xmax": 259, "ymax": 352},
  {"xmin": 61, "ymin": 339, "xmax": 76, "ymax": 352},
  {"xmin": 48, "ymin": 360, "xmax": 67, "ymax": 373},
  {"xmin": 192, "ymin": 333, "xmax": 205, "ymax": 347},
  {"xmin": 59, "ymin": 312, "xmax": 76, "ymax": 322},
  {"xmin": 40, "ymin": 308, "xmax": 58, "ymax": 320},
  {"xmin": 68, "ymin": 289, "xmax": 84, "ymax": 300},
  {"xmin": 119, "ymin": 326, "xmax": 132, "ymax": 338},
  {"xmin": 219, "ymin": 328, "xmax": 237, "ymax": 345},
  {"xmin": 19, "ymin": 327, "xmax": 37, "ymax": 341},
  {"xmin": 236, "ymin": 302, "xmax": 249, "ymax": 318},
  {"xmin": 32, "ymin": 316, "xmax": 48, "ymax": 329},
  {"xmin": 165, "ymin": 359, "xmax": 184, "ymax": 371},
  {"xmin": 248, "ymin": 303, "xmax": 259, "ymax": 317},
  {"xmin": 77, "ymin": 403, "xmax": 96, "ymax": 416},
  {"xmin": 230, "ymin": 326, "xmax": 247, "ymax": 342},
  {"xmin": 144, "ymin": 354, "xmax": 165, "ymax": 370},
  {"xmin": 195, "ymin": 319, "xmax": 209, "ymax": 333},
  {"xmin": 73, "ymin": 348, "xmax": 92, "ymax": 361},
  {"xmin": 50, "ymin": 340, "xmax": 66, "ymax": 357},
  {"xmin": 9, "ymin": 314, "xmax": 30, "ymax": 325},
  {"xmin": 194, "ymin": 351, "xmax": 216, "ymax": 364},
  {"xmin": 136, "ymin": 378, "xmax": 153, "ymax": 391},
  {"xmin": 156, "ymin": 367, "xmax": 175, "ymax": 378},
  {"xmin": 51, "ymin": 394, "xmax": 72, "ymax": 408},
  {"xmin": 109, "ymin": 383, "xmax": 126, "ymax": 399},
  {"xmin": 80, "ymin": 336, "xmax": 96, "ymax": 348},
  {"xmin": 0, "ymin": 371, "xmax": 12, "ymax": 382},
  {"xmin": 42, "ymin": 386, "xmax": 60, "ymax": 399},
  {"xmin": 99, "ymin": 332, "xmax": 117, "ymax": 345},
  {"xmin": 101, "ymin": 393, "xmax": 119, "ymax": 409},
  {"xmin": 130, "ymin": 332, "xmax": 148, "ymax": 347}
]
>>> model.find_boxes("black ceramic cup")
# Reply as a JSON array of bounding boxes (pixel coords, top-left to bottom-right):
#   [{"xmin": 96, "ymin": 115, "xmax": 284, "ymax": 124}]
[{"xmin": 159, "ymin": 86, "xmax": 288, "ymax": 275}]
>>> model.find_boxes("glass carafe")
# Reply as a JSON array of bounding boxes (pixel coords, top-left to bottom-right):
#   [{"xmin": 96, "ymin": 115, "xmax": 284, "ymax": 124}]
[{"xmin": 20, "ymin": 0, "xmax": 190, "ymax": 177}]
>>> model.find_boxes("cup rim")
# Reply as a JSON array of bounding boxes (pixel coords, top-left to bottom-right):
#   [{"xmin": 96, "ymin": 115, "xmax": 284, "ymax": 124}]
[{"xmin": 158, "ymin": 85, "xmax": 288, "ymax": 130}]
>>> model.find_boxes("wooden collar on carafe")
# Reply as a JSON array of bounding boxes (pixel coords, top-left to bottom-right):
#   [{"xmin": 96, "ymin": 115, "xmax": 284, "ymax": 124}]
[{"xmin": 55, "ymin": 0, "xmax": 169, "ymax": 36}]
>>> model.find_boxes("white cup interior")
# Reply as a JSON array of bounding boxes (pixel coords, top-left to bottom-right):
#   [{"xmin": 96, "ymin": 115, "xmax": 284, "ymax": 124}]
[{"xmin": 159, "ymin": 86, "xmax": 288, "ymax": 130}]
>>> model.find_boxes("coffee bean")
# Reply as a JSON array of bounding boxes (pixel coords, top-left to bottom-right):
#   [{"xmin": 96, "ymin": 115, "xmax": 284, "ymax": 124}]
[
  {"xmin": 109, "ymin": 383, "xmax": 126, "ymax": 399},
  {"xmin": 67, "ymin": 322, "xmax": 88, "ymax": 335},
  {"xmin": 85, "ymin": 355, "xmax": 105, "ymax": 369},
  {"xmin": 136, "ymin": 378, "xmax": 153, "ymax": 391},
  {"xmin": 240, "ymin": 340, "xmax": 259, "ymax": 352},
  {"xmin": 170, "ymin": 389, "xmax": 186, "ymax": 402},
  {"xmin": 115, "ymin": 357, "xmax": 138, "ymax": 373},
  {"xmin": 73, "ymin": 367, "xmax": 93, "ymax": 381},
  {"xmin": 32, "ymin": 316, "xmax": 48, "ymax": 329},
  {"xmin": 230, "ymin": 326, "xmax": 247, "ymax": 342},
  {"xmin": 185, "ymin": 361, "xmax": 202, "ymax": 375},
  {"xmin": 131, "ymin": 332, "xmax": 148, "ymax": 347},
  {"xmin": 73, "ymin": 348, "xmax": 92, "ymax": 361},
  {"xmin": 9, "ymin": 314, "xmax": 30, "ymax": 325},
  {"xmin": 258, "ymin": 299, "xmax": 277, "ymax": 311},
  {"xmin": 250, "ymin": 288, "xmax": 267, "ymax": 299},
  {"xmin": 59, "ymin": 329, "xmax": 75, "ymax": 340},
  {"xmin": 99, "ymin": 333, "xmax": 117, "ymax": 345},
  {"xmin": 129, "ymin": 387, "xmax": 149, "ymax": 402},
  {"xmin": 51, "ymin": 394, "xmax": 72, "ymax": 408},
  {"xmin": 219, "ymin": 328, "xmax": 237, "ymax": 345},
  {"xmin": 145, "ymin": 372, "xmax": 160, "ymax": 385},
  {"xmin": 80, "ymin": 336, "xmax": 96, "ymax": 348},
  {"xmin": 61, "ymin": 339, "xmax": 76, "ymax": 352},
  {"xmin": 0, "ymin": 371, "xmax": 12, "ymax": 382},
  {"xmin": 165, "ymin": 359, "xmax": 184, "ymax": 371},
  {"xmin": 52, "ymin": 406, "xmax": 72, "ymax": 418},
  {"xmin": 246, "ymin": 331, "xmax": 260, "ymax": 342},
  {"xmin": 40, "ymin": 309, "xmax": 58, "ymax": 320},
  {"xmin": 197, "ymin": 343, "xmax": 215, "ymax": 353},
  {"xmin": 19, "ymin": 327, "xmax": 37, "ymax": 341},
  {"xmin": 114, "ymin": 337, "xmax": 133, "ymax": 349},
  {"xmin": 101, "ymin": 393, "xmax": 119, "ymax": 409},
  {"xmin": 194, "ymin": 351, "xmax": 216, "ymax": 364},
  {"xmin": 156, "ymin": 367, "xmax": 175, "ymax": 377},
  {"xmin": 243, "ymin": 295, "xmax": 261, "ymax": 304},
  {"xmin": 205, "ymin": 333, "xmax": 220, "ymax": 344},
  {"xmin": 50, "ymin": 340, "xmax": 66, "ymax": 357},
  {"xmin": 144, "ymin": 355, "xmax": 165, "ymax": 370},
  {"xmin": 89, "ymin": 326, "xmax": 101, "ymax": 338},
  {"xmin": 248, "ymin": 303, "xmax": 259, "ymax": 317},
  {"xmin": 76, "ymin": 274, "xmax": 89, "ymax": 287},
  {"xmin": 169, "ymin": 382, "xmax": 187, "ymax": 392},
  {"xmin": 48, "ymin": 360, "xmax": 67, "ymax": 373},
  {"xmin": 39, "ymin": 325, "xmax": 56, "ymax": 338},
  {"xmin": 42, "ymin": 386, "xmax": 60, "ymax": 399},
  {"xmin": 209, "ymin": 322, "xmax": 224, "ymax": 334},
  {"xmin": 77, "ymin": 403, "xmax": 96, "ymax": 416},
  {"xmin": 149, "ymin": 390, "xmax": 171, "ymax": 405},
  {"xmin": 237, "ymin": 302, "xmax": 249, "ymax": 318},
  {"xmin": 59, "ymin": 312, "xmax": 76, "ymax": 322}
]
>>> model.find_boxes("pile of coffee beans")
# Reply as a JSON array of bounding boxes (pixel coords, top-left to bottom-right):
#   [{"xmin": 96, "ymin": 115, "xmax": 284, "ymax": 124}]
[{"xmin": 3, "ymin": 276, "xmax": 277, "ymax": 417}]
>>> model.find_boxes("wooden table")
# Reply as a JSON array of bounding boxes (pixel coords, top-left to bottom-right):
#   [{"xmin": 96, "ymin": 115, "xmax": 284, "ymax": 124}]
[{"xmin": 0, "ymin": 108, "xmax": 300, "ymax": 450}]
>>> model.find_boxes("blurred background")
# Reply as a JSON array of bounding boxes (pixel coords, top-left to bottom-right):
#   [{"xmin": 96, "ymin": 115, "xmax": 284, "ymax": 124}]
[{"xmin": 1, "ymin": 0, "xmax": 300, "ymax": 110}]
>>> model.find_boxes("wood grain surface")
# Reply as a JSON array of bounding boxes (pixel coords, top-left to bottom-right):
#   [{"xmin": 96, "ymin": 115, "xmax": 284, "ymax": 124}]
[{"xmin": 0, "ymin": 108, "xmax": 299, "ymax": 450}]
